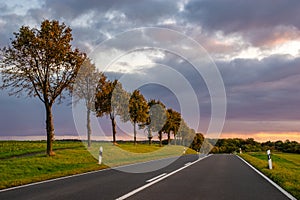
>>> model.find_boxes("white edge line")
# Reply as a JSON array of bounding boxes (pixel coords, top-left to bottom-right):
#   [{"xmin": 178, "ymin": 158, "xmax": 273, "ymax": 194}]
[
  {"xmin": 237, "ymin": 155, "xmax": 297, "ymax": 200},
  {"xmin": 184, "ymin": 162, "xmax": 192, "ymax": 166},
  {"xmin": 146, "ymin": 173, "xmax": 167, "ymax": 183},
  {"xmin": 116, "ymin": 154, "xmax": 212, "ymax": 200},
  {"xmin": 0, "ymin": 167, "xmax": 112, "ymax": 193},
  {"xmin": 0, "ymin": 155, "xmax": 189, "ymax": 193}
]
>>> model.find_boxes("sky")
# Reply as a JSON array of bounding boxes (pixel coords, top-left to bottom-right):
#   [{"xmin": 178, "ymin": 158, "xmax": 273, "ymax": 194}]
[{"xmin": 0, "ymin": 0, "xmax": 299, "ymax": 142}]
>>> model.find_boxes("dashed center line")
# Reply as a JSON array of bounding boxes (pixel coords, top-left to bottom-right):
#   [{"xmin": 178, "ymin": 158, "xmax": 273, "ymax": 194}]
[{"xmin": 116, "ymin": 154, "xmax": 212, "ymax": 200}]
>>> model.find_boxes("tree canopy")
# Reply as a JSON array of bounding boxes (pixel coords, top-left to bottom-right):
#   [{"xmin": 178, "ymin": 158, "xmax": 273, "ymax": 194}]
[
  {"xmin": 0, "ymin": 19, "xmax": 86, "ymax": 155},
  {"xmin": 128, "ymin": 90, "xmax": 149, "ymax": 144},
  {"xmin": 95, "ymin": 79, "xmax": 129, "ymax": 144},
  {"xmin": 139, "ymin": 99, "xmax": 167, "ymax": 144},
  {"xmin": 73, "ymin": 58, "xmax": 102, "ymax": 147},
  {"xmin": 162, "ymin": 108, "xmax": 181, "ymax": 145}
]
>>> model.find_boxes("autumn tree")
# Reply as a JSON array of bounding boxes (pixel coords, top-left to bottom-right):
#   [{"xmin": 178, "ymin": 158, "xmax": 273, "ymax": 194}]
[
  {"xmin": 73, "ymin": 58, "xmax": 102, "ymax": 147},
  {"xmin": 128, "ymin": 90, "xmax": 149, "ymax": 145},
  {"xmin": 190, "ymin": 133, "xmax": 204, "ymax": 152},
  {"xmin": 200, "ymin": 139, "xmax": 213, "ymax": 154},
  {"xmin": 0, "ymin": 20, "xmax": 85, "ymax": 156},
  {"xmin": 140, "ymin": 99, "xmax": 167, "ymax": 145},
  {"xmin": 162, "ymin": 108, "xmax": 181, "ymax": 145},
  {"xmin": 177, "ymin": 118, "xmax": 190, "ymax": 146},
  {"xmin": 95, "ymin": 79, "xmax": 129, "ymax": 144}
]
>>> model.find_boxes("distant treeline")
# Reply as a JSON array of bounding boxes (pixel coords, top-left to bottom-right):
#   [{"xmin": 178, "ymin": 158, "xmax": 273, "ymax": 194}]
[{"xmin": 207, "ymin": 138, "xmax": 300, "ymax": 154}]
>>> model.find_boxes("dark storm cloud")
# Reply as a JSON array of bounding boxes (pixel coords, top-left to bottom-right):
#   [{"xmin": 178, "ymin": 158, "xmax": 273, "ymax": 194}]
[
  {"xmin": 185, "ymin": 0, "xmax": 300, "ymax": 32},
  {"xmin": 218, "ymin": 55, "xmax": 300, "ymax": 86},
  {"xmin": 0, "ymin": 14, "xmax": 24, "ymax": 45},
  {"xmin": 218, "ymin": 55, "xmax": 300, "ymax": 120},
  {"xmin": 44, "ymin": 0, "xmax": 178, "ymax": 24},
  {"xmin": 184, "ymin": 0, "xmax": 300, "ymax": 47},
  {"xmin": 44, "ymin": 0, "xmax": 114, "ymax": 19}
]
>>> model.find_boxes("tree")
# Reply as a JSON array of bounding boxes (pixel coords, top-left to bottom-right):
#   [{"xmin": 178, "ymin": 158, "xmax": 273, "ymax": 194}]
[
  {"xmin": 128, "ymin": 90, "xmax": 149, "ymax": 145},
  {"xmin": 178, "ymin": 119, "xmax": 191, "ymax": 146},
  {"xmin": 95, "ymin": 79, "xmax": 129, "ymax": 144},
  {"xmin": 73, "ymin": 58, "xmax": 102, "ymax": 147},
  {"xmin": 139, "ymin": 99, "xmax": 167, "ymax": 145},
  {"xmin": 190, "ymin": 133, "xmax": 204, "ymax": 152},
  {"xmin": 162, "ymin": 108, "xmax": 181, "ymax": 145},
  {"xmin": 200, "ymin": 139, "xmax": 213, "ymax": 154},
  {"xmin": 0, "ymin": 20, "xmax": 85, "ymax": 156}
]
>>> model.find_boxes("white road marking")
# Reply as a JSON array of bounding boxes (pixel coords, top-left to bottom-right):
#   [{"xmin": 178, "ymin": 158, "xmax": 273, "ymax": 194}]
[
  {"xmin": 116, "ymin": 154, "xmax": 212, "ymax": 200},
  {"xmin": 184, "ymin": 162, "xmax": 192, "ymax": 166},
  {"xmin": 0, "ymin": 167, "xmax": 112, "ymax": 193},
  {"xmin": 237, "ymin": 155, "xmax": 297, "ymax": 200},
  {"xmin": 146, "ymin": 173, "xmax": 167, "ymax": 183},
  {"xmin": 0, "ymin": 155, "xmax": 180, "ymax": 193}
]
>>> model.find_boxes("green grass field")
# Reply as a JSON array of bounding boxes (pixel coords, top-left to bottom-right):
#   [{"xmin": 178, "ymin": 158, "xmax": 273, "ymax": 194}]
[
  {"xmin": 87, "ymin": 141, "xmax": 195, "ymax": 167},
  {"xmin": 0, "ymin": 140, "xmax": 196, "ymax": 189},
  {"xmin": 0, "ymin": 140, "xmax": 84, "ymax": 159},
  {"xmin": 239, "ymin": 152, "xmax": 300, "ymax": 199}
]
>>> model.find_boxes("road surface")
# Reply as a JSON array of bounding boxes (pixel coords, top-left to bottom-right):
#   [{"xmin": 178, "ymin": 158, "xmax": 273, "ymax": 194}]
[
  {"xmin": 127, "ymin": 154, "xmax": 290, "ymax": 200},
  {"xmin": 0, "ymin": 154, "xmax": 291, "ymax": 200}
]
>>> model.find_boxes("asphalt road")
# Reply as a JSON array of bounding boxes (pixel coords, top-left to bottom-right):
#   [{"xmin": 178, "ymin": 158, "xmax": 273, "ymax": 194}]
[
  {"xmin": 0, "ymin": 155, "xmax": 199, "ymax": 200},
  {"xmin": 0, "ymin": 154, "xmax": 291, "ymax": 200},
  {"xmin": 128, "ymin": 154, "xmax": 290, "ymax": 200}
]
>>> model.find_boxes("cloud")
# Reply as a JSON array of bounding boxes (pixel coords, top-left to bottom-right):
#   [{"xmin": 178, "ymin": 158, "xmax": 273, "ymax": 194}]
[
  {"xmin": 184, "ymin": 0, "xmax": 300, "ymax": 49},
  {"xmin": 218, "ymin": 55, "xmax": 300, "ymax": 120},
  {"xmin": 44, "ymin": 0, "xmax": 179, "ymax": 24},
  {"xmin": 184, "ymin": 0, "xmax": 300, "ymax": 32},
  {"xmin": 245, "ymin": 25, "xmax": 300, "ymax": 47}
]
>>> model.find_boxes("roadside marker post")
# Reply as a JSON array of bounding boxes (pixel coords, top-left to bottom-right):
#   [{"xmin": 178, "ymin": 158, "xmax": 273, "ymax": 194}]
[
  {"xmin": 267, "ymin": 149, "xmax": 272, "ymax": 170},
  {"xmin": 99, "ymin": 146, "xmax": 103, "ymax": 165}
]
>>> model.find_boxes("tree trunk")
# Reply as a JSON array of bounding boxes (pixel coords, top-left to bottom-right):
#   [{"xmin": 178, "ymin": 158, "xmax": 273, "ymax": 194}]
[
  {"xmin": 87, "ymin": 108, "xmax": 91, "ymax": 147},
  {"xmin": 148, "ymin": 129, "xmax": 152, "ymax": 145},
  {"xmin": 168, "ymin": 132, "xmax": 171, "ymax": 145},
  {"xmin": 180, "ymin": 134, "xmax": 183, "ymax": 146},
  {"xmin": 134, "ymin": 122, "xmax": 137, "ymax": 145},
  {"xmin": 45, "ymin": 102, "xmax": 55, "ymax": 156},
  {"xmin": 174, "ymin": 133, "xmax": 176, "ymax": 145},
  {"xmin": 158, "ymin": 131, "xmax": 162, "ymax": 147},
  {"xmin": 110, "ymin": 114, "xmax": 117, "ymax": 144}
]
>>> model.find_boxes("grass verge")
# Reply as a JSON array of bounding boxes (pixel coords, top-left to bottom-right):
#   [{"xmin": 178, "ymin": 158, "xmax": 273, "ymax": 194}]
[
  {"xmin": 87, "ymin": 142, "xmax": 196, "ymax": 167},
  {"xmin": 0, "ymin": 140, "xmax": 83, "ymax": 159},
  {"xmin": 239, "ymin": 152, "xmax": 299, "ymax": 199},
  {"xmin": 0, "ymin": 140, "xmax": 196, "ymax": 189}
]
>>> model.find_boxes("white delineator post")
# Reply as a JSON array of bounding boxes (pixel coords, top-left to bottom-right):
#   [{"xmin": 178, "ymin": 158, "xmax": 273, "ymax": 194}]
[
  {"xmin": 99, "ymin": 146, "xmax": 103, "ymax": 165},
  {"xmin": 267, "ymin": 149, "xmax": 272, "ymax": 170}
]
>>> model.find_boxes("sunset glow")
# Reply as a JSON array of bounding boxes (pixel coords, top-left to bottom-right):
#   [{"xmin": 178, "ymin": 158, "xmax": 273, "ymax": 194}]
[{"xmin": 221, "ymin": 132, "xmax": 300, "ymax": 142}]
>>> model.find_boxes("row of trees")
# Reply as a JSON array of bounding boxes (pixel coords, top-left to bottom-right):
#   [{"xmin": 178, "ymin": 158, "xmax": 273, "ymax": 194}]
[
  {"xmin": 209, "ymin": 138, "xmax": 300, "ymax": 154},
  {"xmin": 88, "ymin": 62, "xmax": 195, "ymax": 147},
  {"xmin": 0, "ymin": 19, "xmax": 198, "ymax": 155}
]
